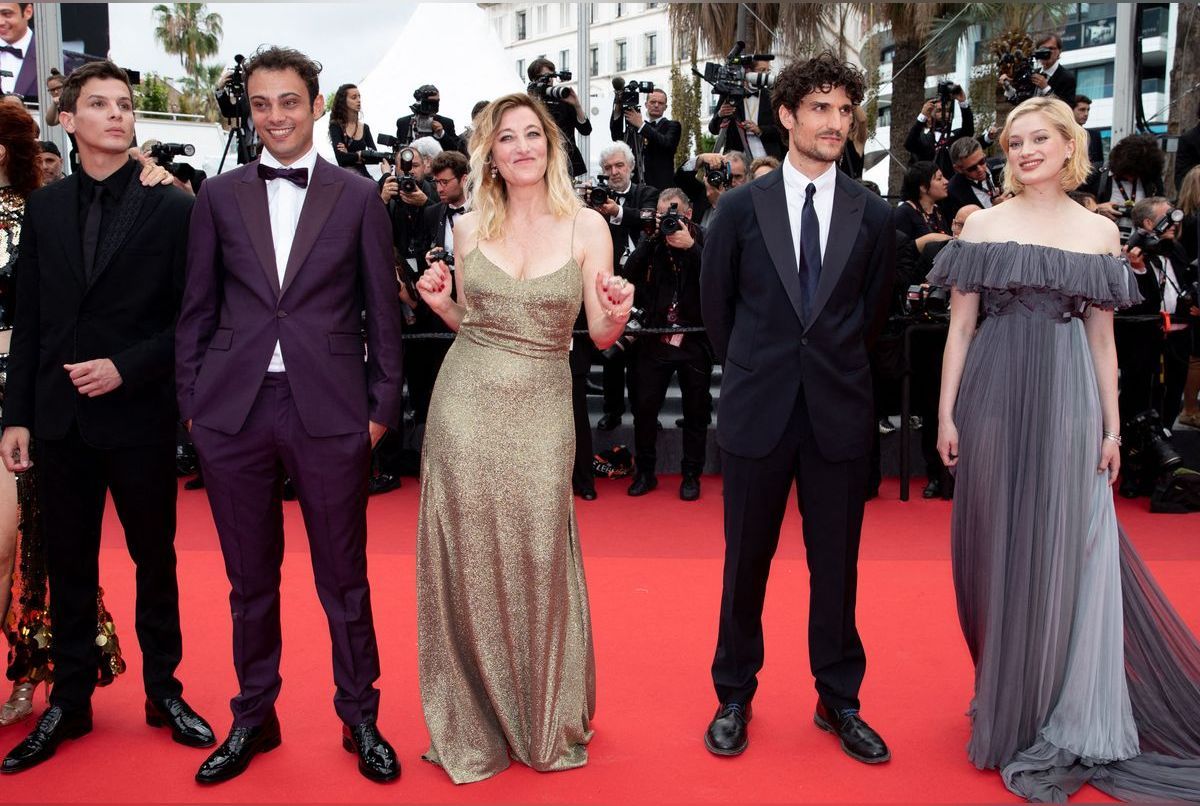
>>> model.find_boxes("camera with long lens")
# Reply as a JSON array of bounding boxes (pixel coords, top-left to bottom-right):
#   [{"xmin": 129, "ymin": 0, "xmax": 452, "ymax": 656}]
[
  {"xmin": 386, "ymin": 147, "xmax": 419, "ymax": 194},
  {"xmin": 601, "ymin": 306, "xmax": 646, "ymax": 360},
  {"xmin": 1127, "ymin": 208, "xmax": 1185, "ymax": 256},
  {"xmin": 659, "ymin": 203, "xmax": 685, "ymax": 236},
  {"xmin": 360, "ymin": 130, "xmax": 395, "ymax": 167},
  {"xmin": 996, "ymin": 44, "xmax": 1050, "ymax": 103},
  {"xmin": 612, "ymin": 76, "xmax": 655, "ymax": 112},
  {"xmin": 527, "ymin": 70, "xmax": 574, "ymax": 105},
  {"xmin": 1120, "ymin": 409, "xmax": 1185, "ymax": 498},
  {"xmin": 903, "ymin": 284, "xmax": 951, "ymax": 320},
  {"xmin": 694, "ymin": 41, "xmax": 774, "ymax": 99},
  {"xmin": 705, "ymin": 161, "xmax": 733, "ymax": 189},
  {"xmin": 148, "ymin": 142, "xmax": 196, "ymax": 183},
  {"xmin": 576, "ymin": 175, "xmax": 611, "ymax": 208}
]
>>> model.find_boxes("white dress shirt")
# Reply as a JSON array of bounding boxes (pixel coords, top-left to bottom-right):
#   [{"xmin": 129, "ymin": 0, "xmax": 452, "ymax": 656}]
[
  {"xmin": 261, "ymin": 143, "xmax": 318, "ymax": 372},
  {"xmin": 741, "ymin": 94, "xmax": 766, "ymax": 159},
  {"xmin": 782, "ymin": 157, "xmax": 836, "ymax": 268},
  {"xmin": 0, "ymin": 27, "xmax": 32, "ymax": 94}
]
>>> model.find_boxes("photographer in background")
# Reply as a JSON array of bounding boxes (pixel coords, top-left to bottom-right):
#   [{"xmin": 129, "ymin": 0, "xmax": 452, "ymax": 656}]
[
  {"xmin": 620, "ymin": 188, "xmax": 710, "ymax": 501},
  {"xmin": 672, "ymin": 151, "xmax": 746, "ymax": 230},
  {"xmin": 35, "ymin": 140, "xmax": 63, "ymax": 185},
  {"xmin": 610, "ymin": 86, "xmax": 682, "ymax": 192},
  {"xmin": 999, "ymin": 33, "xmax": 1076, "ymax": 103},
  {"xmin": 395, "ymin": 84, "xmax": 462, "ymax": 154},
  {"xmin": 905, "ymin": 83, "xmax": 973, "ymax": 177},
  {"xmin": 527, "ymin": 58, "xmax": 591, "ymax": 177},
  {"xmin": 328, "ymin": 83, "xmax": 377, "ymax": 178},
  {"xmin": 1087, "ymin": 133, "xmax": 1166, "ymax": 241},
  {"xmin": 1176, "ymin": 166, "xmax": 1200, "ymax": 428},
  {"xmin": 941, "ymin": 137, "xmax": 1005, "ymax": 220},
  {"xmin": 381, "ymin": 140, "xmax": 437, "ymax": 324},
  {"xmin": 1122, "ymin": 197, "xmax": 1198, "ymax": 433},
  {"xmin": 708, "ymin": 58, "xmax": 783, "ymax": 160},
  {"xmin": 593, "ymin": 141, "xmax": 658, "ymax": 431}
]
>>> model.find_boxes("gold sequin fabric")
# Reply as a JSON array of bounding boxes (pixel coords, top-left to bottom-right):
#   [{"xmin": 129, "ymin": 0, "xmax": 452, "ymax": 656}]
[{"xmin": 416, "ymin": 245, "xmax": 596, "ymax": 784}]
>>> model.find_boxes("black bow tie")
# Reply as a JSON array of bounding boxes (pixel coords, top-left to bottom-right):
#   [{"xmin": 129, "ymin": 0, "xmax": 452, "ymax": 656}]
[
  {"xmin": 447, "ymin": 205, "xmax": 465, "ymax": 218},
  {"xmin": 258, "ymin": 163, "xmax": 309, "ymax": 188},
  {"xmin": 0, "ymin": 45, "xmax": 22, "ymax": 58}
]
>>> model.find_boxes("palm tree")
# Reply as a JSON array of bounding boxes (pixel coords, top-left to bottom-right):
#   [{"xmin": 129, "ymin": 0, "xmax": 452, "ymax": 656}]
[
  {"xmin": 152, "ymin": 3, "xmax": 224, "ymax": 78},
  {"xmin": 179, "ymin": 62, "xmax": 225, "ymax": 121}
]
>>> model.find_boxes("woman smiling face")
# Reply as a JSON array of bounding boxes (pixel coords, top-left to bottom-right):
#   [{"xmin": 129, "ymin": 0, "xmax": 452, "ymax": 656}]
[
  {"xmin": 1005, "ymin": 111, "xmax": 1074, "ymax": 190},
  {"xmin": 491, "ymin": 105, "xmax": 548, "ymax": 187}
]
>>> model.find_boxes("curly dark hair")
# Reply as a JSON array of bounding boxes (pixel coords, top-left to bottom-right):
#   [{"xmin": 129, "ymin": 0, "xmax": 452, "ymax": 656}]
[
  {"xmin": 0, "ymin": 103, "xmax": 42, "ymax": 198},
  {"xmin": 771, "ymin": 51, "xmax": 866, "ymax": 124},
  {"xmin": 243, "ymin": 46, "xmax": 322, "ymax": 106},
  {"xmin": 1107, "ymin": 133, "xmax": 1165, "ymax": 185},
  {"xmin": 329, "ymin": 83, "xmax": 357, "ymax": 128}
]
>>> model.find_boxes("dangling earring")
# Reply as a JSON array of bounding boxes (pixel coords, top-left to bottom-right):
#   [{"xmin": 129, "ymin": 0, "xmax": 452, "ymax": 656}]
[{"xmin": 491, "ymin": 165, "xmax": 499, "ymax": 180}]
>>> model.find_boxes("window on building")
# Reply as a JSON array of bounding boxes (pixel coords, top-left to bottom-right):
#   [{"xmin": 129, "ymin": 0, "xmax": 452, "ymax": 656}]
[
  {"xmin": 615, "ymin": 40, "xmax": 627, "ymax": 72},
  {"xmin": 559, "ymin": 2, "xmax": 570, "ymax": 27},
  {"xmin": 560, "ymin": 49, "xmax": 570, "ymax": 72},
  {"xmin": 615, "ymin": 3, "xmax": 624, "ymax": 17},
  {"xmin": 515, "ymin": 10, "xmax": 526, "ymax": 41},
  {"xmin": 1075, "ymin": 63, "xmax": 1114, "ymax": 99},
  {"xmin": 645, "ymin": 33, "xmax": 657, "ymax": 67},
  {"xmin": 590, "ymin": 45, "xmax": 600, "ymax": 78},
  {"xmin": 877, "ymin": 105, "xmax": 891, "ymax": 128},
  {"xmin": 535, "ymin": 5, "xmax": 547, "ymax": 34},
  {"xmin": 646, "ymin": 2, "xmax": 659, "ymax": 9},
  {"xmin": 880, "ymin": 45, "xmax": 896, "ymax": 64},
  {"xmin": 516, "ymin": 58, "xmax": 525, "ymax": 81}
]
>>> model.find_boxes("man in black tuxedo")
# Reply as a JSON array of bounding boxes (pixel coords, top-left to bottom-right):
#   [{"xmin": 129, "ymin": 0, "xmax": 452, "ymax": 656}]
[
  {"xmin": 0, "ymin": 2, "xmax": 37, "ymax": 99},
  {"xmin": 609, "ymin": 87, "xmax": 682, "ymax": 192},
  {"xmin": 395, "ymin": 84, "xmax": 463, "ymax": 154},
  {"xmin": 709, "ymin": 62, "xmax": 784, "ymax": 160},
  {"xmin": 700, "ymin": 52, "xmax": 894, "ymax": 764},
  {"xmin": 0, "ymin": 60, "xmax": 214, "ymax": 774},
  {"xmin": 673, "ymin": 151, "xmax": 746, "ymax": 230},
  {"xmin": 904, "ymin": 87, "xmax": 974, "ymax": 177},
  {"xmin": 527, "ymin": 58, "xmax": 592, "ymax": 177},
  {"xmin": 1000, "ymin": 33, "xmax": 1076, "ymax": 104},
  {"xmin": 940, "ymin": 137, "xmax": 1004, "ymax": 221},
  {"xmin": 1073, "ymin": 95, "xmax": 1104, "ymax": 167},
  {"xmin": 593, "ymin": 141, "xmax": 658, "ymax": 431}
]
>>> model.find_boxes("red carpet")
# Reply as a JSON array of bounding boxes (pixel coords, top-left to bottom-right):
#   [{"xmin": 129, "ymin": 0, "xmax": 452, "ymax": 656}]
[{"xmin": 4, "ymin": 477, "xmax": 1199, "ymax": 803}]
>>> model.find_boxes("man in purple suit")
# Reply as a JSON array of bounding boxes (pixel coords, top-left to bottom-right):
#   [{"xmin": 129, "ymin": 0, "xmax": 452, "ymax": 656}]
[
  {"xmin": 0, "ymin": 3, "xmax": 38, "ymax": 99},
  {"xmin": 175, "ymin": 46, "xmax": 403, "ymax": 785}
]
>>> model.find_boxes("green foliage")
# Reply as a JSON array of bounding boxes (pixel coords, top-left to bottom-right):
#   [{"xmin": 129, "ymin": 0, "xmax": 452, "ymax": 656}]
[{"xmin": 135, "ymin": 73, "xmax": 171, "ymax": 113}]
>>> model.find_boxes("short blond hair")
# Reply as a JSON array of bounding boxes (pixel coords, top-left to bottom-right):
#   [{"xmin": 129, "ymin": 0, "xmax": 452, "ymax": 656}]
[
  {"xmin": 999, "ymin": 96, "xmax": 1091, "ymax": 195},
  {"xmin": 1177, "ymin": 165, "xmax": 1200, "ymax": 217},
  {"xmin": 466, "ymin": 93, "xmax": 581, "ymax": 242}
]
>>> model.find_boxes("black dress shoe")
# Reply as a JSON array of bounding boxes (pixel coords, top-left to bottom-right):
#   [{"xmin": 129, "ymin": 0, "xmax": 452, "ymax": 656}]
[
  {"xmin": 704, "ymin": 702, "xmax": 751, "ymax": 756},
  {"xmin": 195, "ymin": 713, "xmax": 282, "ymax": 784},
  {"xmin": 922, "ymin": 478, "xmax": 942, "ymax": 499},
  {"xmin": 813, "ymin": 701, "xmax": 890, "ymax": 764},
  {"xmin": 680, "ymin": 474, "xmax": 701, "ymax": 501},
  {"xmin": 342, "ymin": 720, "xmax": 400, "ymax": 782},
  {"xmin": 2, "ymin": 706, "xmax": 93, "ymax": 774},
  {"xmin": 574, "ymin": 484, "xmax": 597, "ymax": 501},
  {"xmin": 597, "ymin": 413, "xmax": 622, "ymax": 431},
  {"xmin": 367, "ymin": 473, "xmax": 401, "ymax": 495},
  {"xmin": 184, "ymin": 472, "xmax": 205, "ymax": 491},
  {"xmin": 146, "ymin": 697, "xmax": 215, "ymax": 748},
  {"xmin": 627, "ymin": 473, "xmax": 657, "ymax": 496}
]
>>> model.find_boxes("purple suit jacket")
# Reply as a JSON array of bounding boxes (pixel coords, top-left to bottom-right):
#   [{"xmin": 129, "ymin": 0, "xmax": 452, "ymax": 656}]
[
  {"xmin": 12, "ymin": 37, "xmax": 37, "ymax": 99},
  {"xmin": 176, "ymin": 155, "xmax": 403, "ymax": 437}
]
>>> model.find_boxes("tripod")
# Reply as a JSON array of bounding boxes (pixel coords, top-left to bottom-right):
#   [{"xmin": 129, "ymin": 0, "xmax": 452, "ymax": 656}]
[{"xmin": 218, "ymin": 116, "xmax": 257, "ymax": 174}]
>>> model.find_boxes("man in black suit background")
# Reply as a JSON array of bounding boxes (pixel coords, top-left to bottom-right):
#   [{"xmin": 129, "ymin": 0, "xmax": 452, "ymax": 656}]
[
  {"xmin": 593, "ymin": 141, "xmax": 658, "ymax": 431},
  {"xmin": 527, "ymin": 58, "xmax": 591, "ymax": 177},
  {"xmin": 395, "ymin": 84, "xmax": 464, "ymax": 154},
  {"xmin": 1000, "ymin": 32, "xmax": 1076, "ymax": 104},
  {"xmin": 610, "ymin": 87, "xmax": 682, "ymax": 192},
  {"xmin": 708, "ymin": 61, "xmax": 784, "ymax": 161},
  {"xmin": 673, "ymin": 151, "xmax": 746, "ymax": 231},
  {"xmin": 1073, "ymin": 95, "xmax": 1105, "ymax": 168},
  {"xmin": 0, "ymin": 60, "xmax": 214, "ymax": 773},
  {"xmin": 700, "ymin": 52, "xmax": 894, "ymax": 764},
  {"xmin": 940, "ymin": 137, "xmax": 1004, "ymax": 221},
  {"xmin": 904, "ymin": 86, "xmax": 974, "ymax": 177}
]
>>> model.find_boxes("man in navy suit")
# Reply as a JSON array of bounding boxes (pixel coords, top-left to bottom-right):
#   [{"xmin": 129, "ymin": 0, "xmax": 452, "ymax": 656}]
[{"xmin": 700, "ymin": 52, "xmax": 894, "ymax": 764}]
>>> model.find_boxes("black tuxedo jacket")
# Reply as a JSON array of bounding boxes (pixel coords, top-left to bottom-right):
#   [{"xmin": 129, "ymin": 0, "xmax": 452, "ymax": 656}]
[
  {"xmin": 1046, "ymin": 65, "xmax": 1077, "ymax": 103},
  {"xmin": 605, "ymin": 182, "xmax": 658, "ymax": 273},
  {"xmin": 610, "ymin": 114, "xmax": 683, "ymax": 192},
  {"xmin": 940, "ymin": 172, "xmax": 999, "ymax": 220},
  {"xmin": 1087, "ymin": 128, "xmax": 1104, "ymax": 167},
  {"xmin": 1124, "ymin": 242, "xmax": 1197, "ymax": 318},
  {"xmin": 708, "ymin": 90, "xmax": 784, "ymax": 159},
  {"xmin": 701, "ymin": 168, "xmax": 895, "ymax": 461},
  {"xmin": 1175, "ymin": 123, "xmax": 1200, "ymax": 190},
  {"xmin": 905, "ymin": 106, "xmax": 975, "ymax": 175},
  {"xmin": 5, "ymin": 167, "xmax": 191, "ymax": 447},
  {"xmin": 395, "ymin": 113, "xmax": 464, "ymax": 154}
]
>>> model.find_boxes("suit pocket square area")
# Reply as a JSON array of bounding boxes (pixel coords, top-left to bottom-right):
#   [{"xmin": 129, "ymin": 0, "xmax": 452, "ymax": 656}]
[
  {"xmin": 328, "ymin": 332, "xmax": 366, "ymax": 356},
  {"xmin": 207, "ymin": 328, "xmax": 233, "ymax": 351}
]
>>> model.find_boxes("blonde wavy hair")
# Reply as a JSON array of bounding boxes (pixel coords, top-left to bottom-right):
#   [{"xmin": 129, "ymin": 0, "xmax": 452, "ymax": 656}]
[
  {"xmin": 1177, "ymin": 165, "xmax": 1200, "ymax": 216},
  {"xmin": 466, "ymin": 93, "xmax": 581, "ymax": 242},
  {"xmin": 999, "ymin": 96, "xmax": 1092, "ymax": 195}
]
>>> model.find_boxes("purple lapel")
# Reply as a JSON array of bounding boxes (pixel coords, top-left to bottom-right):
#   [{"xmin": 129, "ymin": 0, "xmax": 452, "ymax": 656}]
[
  {"xmin": 279, "ymin": 156, "xmax": 344, "ymax": 298},
  {"xmin": 232, "ymin": 162, "xmax": 281, "ymax": 297}
]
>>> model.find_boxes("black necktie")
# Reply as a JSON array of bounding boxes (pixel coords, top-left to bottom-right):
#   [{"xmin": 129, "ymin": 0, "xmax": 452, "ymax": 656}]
[
  {"xmin": 258, "ymin": 163, "xmax": 309, "ymax": 188},
  {"xmin": 82, "ymin": 183, "xmax": 105, "ymax": 281},
  {"xmin": 798, "ymin": 182, "xmax": 822, "ymax": 322},
  {"xmin": 0, "ymin": 45, "xmax": 22, "ymax": 57}
]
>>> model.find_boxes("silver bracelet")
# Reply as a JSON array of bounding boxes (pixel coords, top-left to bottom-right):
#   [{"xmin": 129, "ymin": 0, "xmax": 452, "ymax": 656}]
[{"xmin": 1103, "ymin": 431, "xmax": 1121, "ymax": 445}]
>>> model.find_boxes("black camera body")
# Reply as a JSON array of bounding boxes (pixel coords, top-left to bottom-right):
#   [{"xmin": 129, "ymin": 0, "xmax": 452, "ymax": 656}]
[
  {"xmin": 601, "ymin": 306, "xmax": 646, "ymax": 359},
  {"xmin": 705, "ymin": 161, "xmax": 733, "ymax": 190},
  {"xmin": 696, "ymin": 41, "xmax": 774, "ymax": 99},
  {"xmin": 528, "ymin": 71, "xmax": 574, "ymax": 105},
  {"xmin": 998, "ymin": 46, "xmax": 1050, "ymax": 103},
  {"xmin": 1127, "ymin": 208, "xmax": 1184, "ymax": 255},
  {"xmin": 427, "ymin": 247, "xmax": 455, "ymax": 268},
  {"xmin": 614, "ymin": 77, "xmax": 655, "ymax": 112},
  {"xmin": 659, "ymin": 203, "xmax": 684, "ymax": 235},
  {"xmin": 904, "ymin": 284, "xmax": 951, "ymax": 320},
  {"xmin": 381, "ymin": 145, "xmax": 420, "ymax": 195},
  {"xmin": 148, "ymin": 142, "xmax": 196, "ymax": 183},
  {"xmin": 578, "ymin": 175, "xmax": 612, "ymax": 209}
]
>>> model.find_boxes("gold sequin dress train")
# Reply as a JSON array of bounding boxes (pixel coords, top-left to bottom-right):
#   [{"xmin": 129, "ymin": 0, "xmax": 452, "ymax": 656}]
[{"xmin": 416, "ymin": 239, "xmax": 595, "ymax": 784}]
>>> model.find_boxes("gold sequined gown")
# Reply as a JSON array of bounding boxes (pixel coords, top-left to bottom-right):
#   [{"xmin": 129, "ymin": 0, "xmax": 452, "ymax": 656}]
[{"xmin": 416, "ymin": 242, "xmax": 596, "ymax": 784}]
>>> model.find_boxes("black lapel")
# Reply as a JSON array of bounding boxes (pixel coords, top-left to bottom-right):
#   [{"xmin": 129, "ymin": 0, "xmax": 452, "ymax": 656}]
[
  {"xmin": 750, "ymin": 170, "xmax": 804, "ymax": 326},
  {"xmin": 88, "ymin": 166, "xmax": 160, "ymax": 290},
  {"xmin": 233, "ymin": 162, "xmax": 281, "ymax": 297},
  {"xmin": 279, "ymin": 156, "xmax": 344, "ymax": 298},
  {"xmin": 807, "ymin": 171, "xmax": 865, "ymax": 331},
  {"xmin": 55, "ymin": 175, "xmax": 87, "ymax": 289}
]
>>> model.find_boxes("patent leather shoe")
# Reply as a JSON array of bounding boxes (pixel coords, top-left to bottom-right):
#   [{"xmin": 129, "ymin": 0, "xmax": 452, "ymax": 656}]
[
  {"xmin": 627, "ymin": 473, "xmax": 657, "ymax": 496},
  {"xmin": 597, "ymin": 413, "xmax": 622, "ymax": 431},
  {"xmin": 679, "ymin": 474, "xmax": 700, "ymax": 501},
  {"xmin": 342, "ymin": 719, "xmax": 400, "ymax": 782},
  {"xmin": 574, "ymin": 484, "xmax": 597, "ymax": 501},
  {"xmin": 2, "ymin": 706, "xmax": 93, "ymax": 773},
  {"xmin": 813, "ymin": 701, "xmax": 890, "ymax": 764},
  {"xmin": 146, "ymin": 697, "xmax": 215, "ymax": 747},
  {"xmin": 704, "ymin": 702, "xmax": 751, "ymax": 756},
  {"xmin": 922, "ymin": 478, "xmax": 942, "ymax": 499},
  {"xmin": 195, "ymin": 713, "xmax": 282, "ymax": 784}
]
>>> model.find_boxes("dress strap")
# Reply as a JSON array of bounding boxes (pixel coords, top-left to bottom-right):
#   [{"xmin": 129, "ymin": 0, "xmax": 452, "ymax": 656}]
[{"xmin": 570, "ymin": 206, "xmax": 583, "ymax": 261}]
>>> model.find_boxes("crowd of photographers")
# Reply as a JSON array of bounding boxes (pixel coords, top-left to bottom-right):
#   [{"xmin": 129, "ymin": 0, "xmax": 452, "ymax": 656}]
[{"xmin": 76, "ymin": 32, "xmax": 1200, "ymax": 507}]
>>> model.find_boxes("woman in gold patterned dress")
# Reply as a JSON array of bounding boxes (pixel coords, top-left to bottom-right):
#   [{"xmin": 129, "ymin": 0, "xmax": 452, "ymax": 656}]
[{"xmin": 413, "ymin": 92, "xmax": 633, "ymax": 784}]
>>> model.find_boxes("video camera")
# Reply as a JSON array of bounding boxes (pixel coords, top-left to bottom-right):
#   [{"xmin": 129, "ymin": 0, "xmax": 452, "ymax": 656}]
[
  {"xmin": 528, "ymin": 71, "xmax": 574, "ymax": 104},
  {"xmin": 405, "ymin": 85, "xmax": 440, "ymax": 142},
  {"xmin": 612, "ymin": 76, "xmax": 654, "ymax": 112},
  {"xmin": 1127, "ymin": 208, "xmax": 1185, "ymax": 256},
  {"xmin": 997, "ymin": 44, "xmax": 1052, "ymax": 103},
  {"xmin": 216, "ymin": 54, "xmax": 247, "ymax": 120},
  {"xmin": 694, "ymin": 41, "xmax": 774, "ymax": 99},
  {"xmin": 148, "ymin": 142, "xmax": 196, "ymax": 183}
]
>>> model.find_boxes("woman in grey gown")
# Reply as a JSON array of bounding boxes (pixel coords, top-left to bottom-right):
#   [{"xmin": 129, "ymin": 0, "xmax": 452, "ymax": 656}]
[{"xmin": 933, "ymin": 96, "xmax": 1200, "ymax": 803}]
